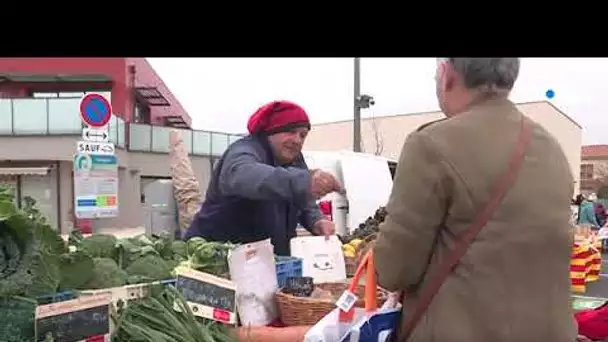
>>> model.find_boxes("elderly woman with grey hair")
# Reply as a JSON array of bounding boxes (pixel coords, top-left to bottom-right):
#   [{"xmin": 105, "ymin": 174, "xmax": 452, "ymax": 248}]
[{"xmin": 373, "ymin": 58, "xmax": 577, "ymax": 341}]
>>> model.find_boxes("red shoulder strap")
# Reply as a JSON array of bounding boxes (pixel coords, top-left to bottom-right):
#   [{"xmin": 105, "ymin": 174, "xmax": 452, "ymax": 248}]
[{"xmin": 398, "ymin": 116, "xmax": 533, "ymax": 341}]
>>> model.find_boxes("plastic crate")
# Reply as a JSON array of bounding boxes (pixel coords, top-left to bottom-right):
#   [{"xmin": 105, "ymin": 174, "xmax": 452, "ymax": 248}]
[
  {"xmin": 36, "ymin": 290, "xmax": 77, "ymax": 305},
  {"xmin": 36, "ymin": 279, "xmax": 176, "ymax": 306},
  {"xmin": 160, "ymin": 279, "xmax": 177, "ymax": 287},
  {"xmin": 275, "ymin": 256, "xmax": 303, "ymax": 288}
]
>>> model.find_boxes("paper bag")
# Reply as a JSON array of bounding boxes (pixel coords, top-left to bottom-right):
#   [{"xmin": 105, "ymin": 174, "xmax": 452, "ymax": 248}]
[
  {"xmin": 290, "ymin": 236, "xmax": 347, "ymax": 284},
  {"xmin": 228, "ymin": 239, "xmax": 279, "ymax": 326}
]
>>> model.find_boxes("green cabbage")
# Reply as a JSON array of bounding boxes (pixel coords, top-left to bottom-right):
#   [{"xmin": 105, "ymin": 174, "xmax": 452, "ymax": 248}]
[
  {"xmin": 0, "ymin": 187, "xmax": 67, "ymax": 342},
  {"xmin": 0, "ymin": 189, "xmax": 65, "ymax": 298}
]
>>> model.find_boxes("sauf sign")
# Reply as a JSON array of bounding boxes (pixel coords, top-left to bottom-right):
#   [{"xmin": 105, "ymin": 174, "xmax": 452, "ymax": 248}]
[
  {"xmin": 77, "ymin": 141, "xmax": 115, "ymax": 155},
  {"xmin": 73, "ymin": 93, "xmax": 119, "ymax": 219}
]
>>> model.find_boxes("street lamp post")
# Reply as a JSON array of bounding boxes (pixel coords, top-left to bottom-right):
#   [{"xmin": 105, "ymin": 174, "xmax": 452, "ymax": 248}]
[
  {"xmin": 353, "ymin": 58, "xmax": 361, "ymax": 152},
  {"xmin": 353, "ymin": 57, "xmax": 375, "ymax": 153}
]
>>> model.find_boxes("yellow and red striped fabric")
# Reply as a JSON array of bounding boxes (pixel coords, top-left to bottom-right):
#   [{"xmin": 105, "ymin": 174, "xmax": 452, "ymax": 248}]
[{"xmin": 571, "ymin": 241, "xmax": 602, "ymax": 293}]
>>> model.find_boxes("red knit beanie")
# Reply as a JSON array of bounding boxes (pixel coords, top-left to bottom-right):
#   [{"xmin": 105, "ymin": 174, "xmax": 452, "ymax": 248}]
[{"xmin": 247, "ymin": 100, "xmax": 311, "ymax": 135}]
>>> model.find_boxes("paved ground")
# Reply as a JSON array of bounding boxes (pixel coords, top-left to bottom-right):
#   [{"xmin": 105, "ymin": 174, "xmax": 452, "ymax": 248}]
[{"xmin": 579, "ymin": 254, "xmax": 608, "ymax": 298}]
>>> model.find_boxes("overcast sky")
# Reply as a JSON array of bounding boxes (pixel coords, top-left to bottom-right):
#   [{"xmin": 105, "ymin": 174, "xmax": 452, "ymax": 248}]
[{"xmin": 147, "ymin": 58, "xmax": 608, "ymax": 145}]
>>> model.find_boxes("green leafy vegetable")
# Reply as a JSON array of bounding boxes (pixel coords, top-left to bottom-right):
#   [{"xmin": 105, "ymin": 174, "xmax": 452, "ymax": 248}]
[
  {"xmin": 112, "ymin": 285, "xmax": 236, "ymax": 342},
  {"xmin": 125, "ymin": 254, "xmax": 173, "ymax": 283},
  {"xmin": 171, "ymin": 240, "xmax": 187, "ymax": 260},
  {"xmin": 178, "ymin": 238, "xmax": 235, "ymax": 277},
  {"xmin": 82, "ymin": 257, "xmax": 127, "ymax": 290},
  {"xmin": 0, "ymin": 188, "xmax": 66, "ymax": 342},
  {"xmin": 151, "ymin": 233, "xmax": 174, "ymax": 260},
  {"xmin": 0, "ymin": 189, "xmax": 65, "ymax": 298},
  {"xmin": 58, "ymin": 250, "xmax": 94, "ymax": 290},
  {"xmin": 67, "ymin": 229, "xmax": 84, "ymax": 249},
  {"xmin": 0, "ymin": 296, "xmax": 37, "ymax": 342},
  {"xmin": 80, "ymin": 234, "xmax": 118, "ymax": 259}
]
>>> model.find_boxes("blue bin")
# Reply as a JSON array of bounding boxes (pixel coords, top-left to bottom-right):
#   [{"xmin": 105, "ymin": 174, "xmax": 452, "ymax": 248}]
[
  {"xmin": 161, "ymin": 279, "xmax": 177, "ymax": 286},
  {"xmin": 275, "ymin": 256, "xmax": 303, "ymax": 288},
  {"xmin": 36, "ymin": 290, "xmax": 77, "ymax": 305},
  {"xmin": 36, "ymin": 279, "xmax": 177, "ymax": 305}
]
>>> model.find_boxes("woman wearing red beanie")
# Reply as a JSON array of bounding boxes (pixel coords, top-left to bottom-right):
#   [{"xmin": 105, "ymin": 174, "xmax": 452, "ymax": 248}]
[{"xmin": 184, "ymin": 100, "xmax": 343, "ymax": 256}]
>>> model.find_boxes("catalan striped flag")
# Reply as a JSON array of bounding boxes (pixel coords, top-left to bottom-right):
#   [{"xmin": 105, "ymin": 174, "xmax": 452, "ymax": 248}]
[{"xmin": 571, "ymin": 241, "xmax": 602, "ymax": 293}]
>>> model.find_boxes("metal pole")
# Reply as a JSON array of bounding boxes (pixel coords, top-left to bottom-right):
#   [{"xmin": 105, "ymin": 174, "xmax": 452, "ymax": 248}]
[{"xmin": 353, "ymin": 57, "xmax": 361, "ymax": 152}]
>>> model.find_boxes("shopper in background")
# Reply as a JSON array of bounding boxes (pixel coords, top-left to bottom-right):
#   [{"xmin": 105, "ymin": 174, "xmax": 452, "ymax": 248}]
[
  {"xmin": 574, "ymin": 194, "xmax": 585, "ymax": 206},
  {"xmin": 373, "ymin": 58, "xmax": 576, "ymax": 341},
  {"xmin": 579, "ymin": 193, "xmax": 601, "ymax": 229},
  {"xmin": 573, "ymin": 194, "xmax": 585, "ymax": 223},
  {"xmin": 591, "ymin": 192, "xmax": 608, "ymax": 250},
  {"xmin": 595, "ymin": 201, "xmax": 607, "ymax": 227},
  {"xmin": 593, "ymin": 189, "xmax": 608, "ymax": 227},
  {"xmin": 185, "ymin": 100, "xmax": 342, "ymax": 256}
]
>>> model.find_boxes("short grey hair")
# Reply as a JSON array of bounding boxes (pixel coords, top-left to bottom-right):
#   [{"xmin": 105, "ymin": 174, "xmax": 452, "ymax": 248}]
[{"xmin": 437, "ymin": 58, "xmax": 520, "ymax": 95}]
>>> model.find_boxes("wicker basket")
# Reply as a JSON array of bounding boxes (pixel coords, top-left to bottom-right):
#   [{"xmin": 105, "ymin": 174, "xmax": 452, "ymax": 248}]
[
  {"xmin": 276, "ymin": 282, "xmax": 389, "ymax": 326},
  {"xmin": 345, "ymin": 234, "xmax": 378, "ymax": 277}
]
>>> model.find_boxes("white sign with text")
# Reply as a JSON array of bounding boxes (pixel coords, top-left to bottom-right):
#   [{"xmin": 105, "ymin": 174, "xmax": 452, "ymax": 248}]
[{"xmin": 77, "ymin": 141, "xmax": 115, "ymax": 156}]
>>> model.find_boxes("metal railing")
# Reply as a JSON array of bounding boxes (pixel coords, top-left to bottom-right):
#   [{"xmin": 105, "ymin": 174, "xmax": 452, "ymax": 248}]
[
  {"xmin": 0, "ymin": 98, "xmax": 244, "ymax": 156},
  {"xmin": 128, "ymin": 124, "xmax": 244, "ymax": 156}
]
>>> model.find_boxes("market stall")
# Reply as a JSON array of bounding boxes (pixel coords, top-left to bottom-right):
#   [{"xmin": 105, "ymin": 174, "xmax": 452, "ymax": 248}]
[
  {"xmin": 0, "ymin": 186, "xmax": 316, "ymax": 341},
  {"xmin": 6, "ymin": 179, "xmax": 605, "ymax": 341},
  {"xmin": 0, "ymin": 190, "xmax": 391, "ymax": 341}
]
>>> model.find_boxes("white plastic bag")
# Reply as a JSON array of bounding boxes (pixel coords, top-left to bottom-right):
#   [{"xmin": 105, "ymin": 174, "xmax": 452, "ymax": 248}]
[
  {"xmin": 304, "ymin": 307, "xmax": 366, "ymax": 342},
  {"xmin": 342, "ymin": 307, "xmax": 401, "ymax": 342},
  {"xmin": 305, "ymin": 250, "xmax": 402, "ymax": 342}
]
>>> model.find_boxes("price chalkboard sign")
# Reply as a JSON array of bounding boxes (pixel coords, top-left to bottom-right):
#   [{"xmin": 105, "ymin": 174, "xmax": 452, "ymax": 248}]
[
  {"xmin": 35, "ymin": 293, "xmax": 112, "ymax": 342},
  {"xmin": 175, "ymin": 268, "xmax": 237, "ymax": 324},
  {"xmin": 284, "ymin": 276, "xmax": 314, "ymax": 297}
]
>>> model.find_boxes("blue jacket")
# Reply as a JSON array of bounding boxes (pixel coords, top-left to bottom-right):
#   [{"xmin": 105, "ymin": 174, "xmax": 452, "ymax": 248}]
[
  {"xmin": 578, "ymin": 200, "xmax": 600, "ymax": 228},
  {"xmin": 185, "ymin": 135, "xmax": 323, "ymax": 255}
]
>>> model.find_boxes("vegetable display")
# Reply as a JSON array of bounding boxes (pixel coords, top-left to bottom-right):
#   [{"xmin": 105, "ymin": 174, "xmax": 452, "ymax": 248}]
[
  {"xmin": 69, "ymin": 232, "xmax": 238, "ymax": 341},
  {"xmin": 340, "ymin": 206, "xmax": 386, "ymax": 270},
  {"xmin": 61, "ymin": 227, "xmax": 226, "ymax": 290},
  {"xmin": 0, "ymin": 187, "xmax": 67, "ymax": 341},
  {"xmin": 0, "ymin": 189, "xmax": 66, "ymax": 299},
  {"xmin": 113, "ymin": 284, "xmax": 236, "ymax": 342},
  {"xmin": 0, "ymin": 183, "xmax": 311, "ymax": 341},
  {"xmin": 339, "ymin": 206, "xmax": 386, "ymax": 244},
  {"xmin": 0, "ymin": 185, "xmax": 240, "ymax": 341}
]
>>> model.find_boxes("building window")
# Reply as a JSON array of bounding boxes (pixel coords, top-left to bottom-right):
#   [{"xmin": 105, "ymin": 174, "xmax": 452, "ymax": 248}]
[
  {"xmin": 133, "ymin": 101, "xmax": 150, "ymax": 124},
  {"xmin": 32, "ymin": 92, "xmax": 59, "ymax": 98},
  {"xmin": 0, "ymin": 172, "xmax": 58, "ymax": 229},
  {"xmin": 581, "ymin": 164, "xmax": 594, "ymax": 180},
  {"xmin": 59, "ymin": 92, "xmax": 88, "ymax": 98},
  {"xmin": 20, "ymin": 174, "xmax": 58, "ymax": 230},
  {"xmin": 32, "ymin": 91, "xmax": 111, "ymax": 103}
]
